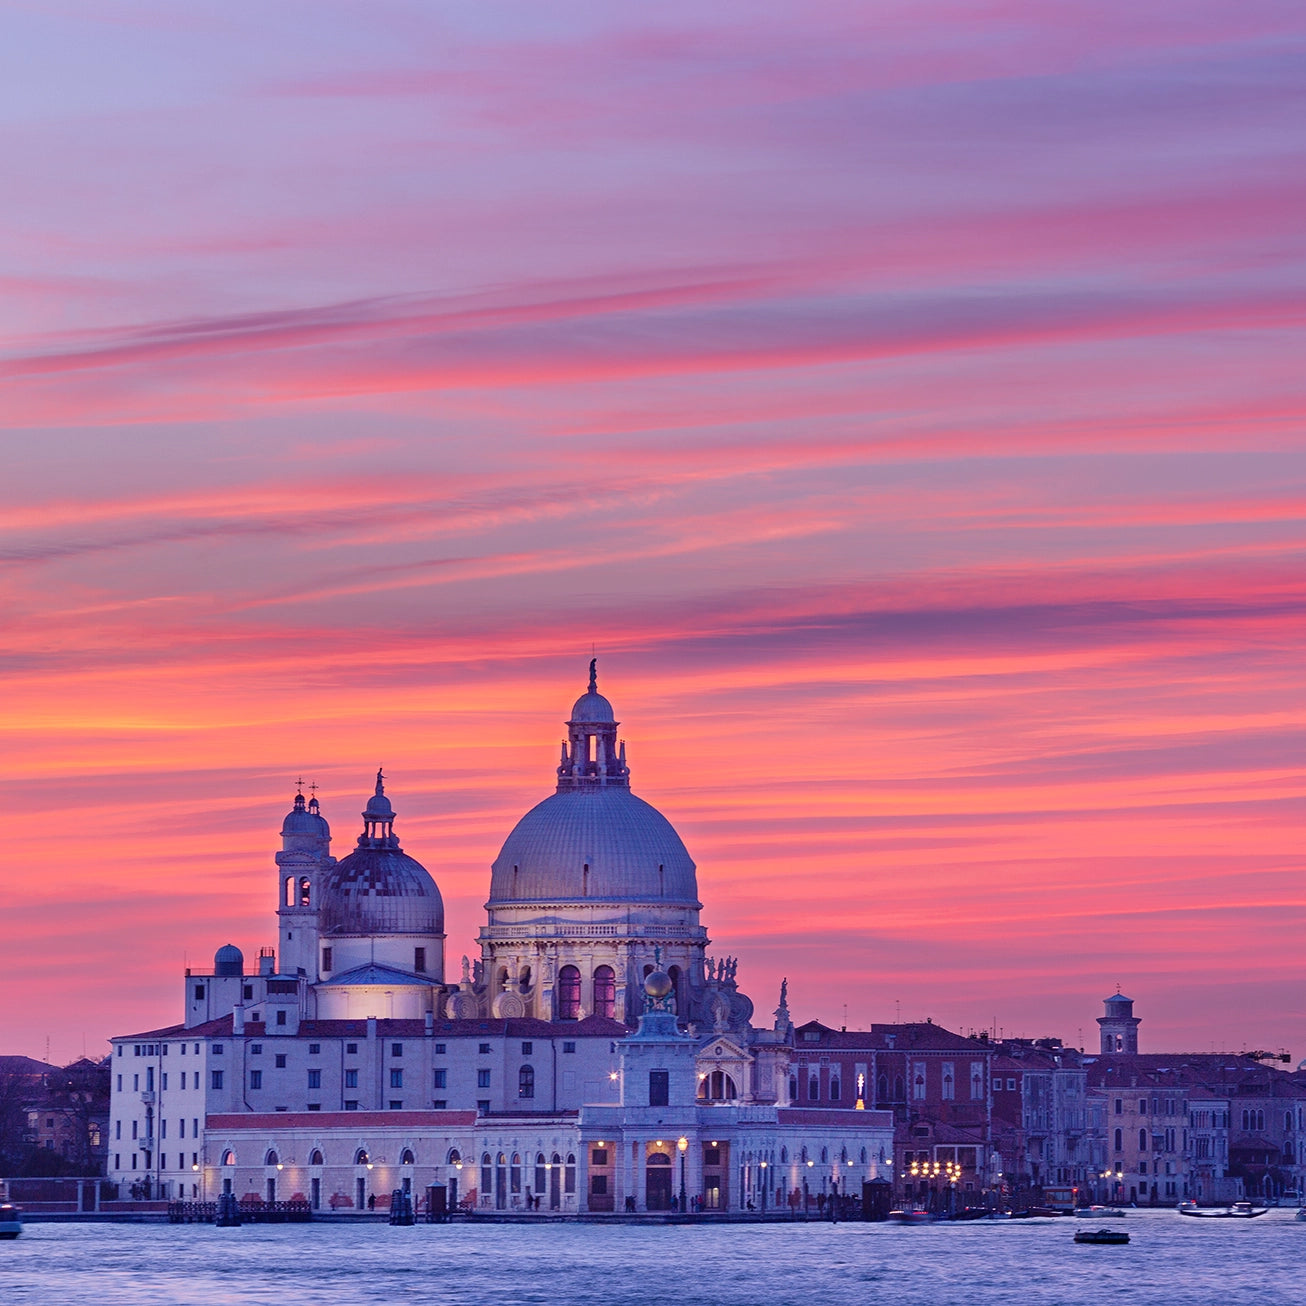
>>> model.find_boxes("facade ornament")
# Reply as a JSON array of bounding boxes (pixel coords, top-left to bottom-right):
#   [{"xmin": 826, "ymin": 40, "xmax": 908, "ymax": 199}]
[{"xmin": 773, "ymin": 977, "xmax": 791, "ymax": 1035}]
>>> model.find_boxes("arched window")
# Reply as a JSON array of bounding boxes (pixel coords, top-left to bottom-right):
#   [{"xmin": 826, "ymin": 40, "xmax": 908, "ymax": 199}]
[
  {"xmin": 264, "ymin": 1149, "xmax": 279, "ymax": 1166},
  {"xmin": 221, "ymin": 1149, "xmax": 236, "ymax": 1166},
  {"xmin": 309, "ymin": 1149, "xmax": 324, "ymax": 1166},
  {"xmin": 697, "ymin": 1071, "xmax": 738, "ymax": 1102},
  {"xmin": 788, "ymin": 1075, "xmax": 798, "ymax": 1101},
  {"xmin": 557, "ymin": 965, "xmax": 582, "ymax": 1020},
  {"xmin": 893, "ymin": 1076, "xmax": 904, "ymax": 1100},
  {"xmin": 1287, "ymin": 1112, "xmax": 1294, "ymax": 1133},
  {"xmin": 355, "ymin": 1148, "xmax": 369, "ymax": 1166},
  {"xmin": 800, "ymin": 1146, "xmax": 808, "ymax": 1163},
  {"xmin": 519, "ymin": 1065, "xmax": 535, "ymax": 1099},
  {"xmin": 593, "ymin": 966, "xmax": 616, "ymax": 1019},
  {"xmin": 780, "ymin": 1147, "xmax": 788, "ymax": 1164},
  {"xmin": 820, "ymin": 1147, "xmax": 828, "ymax": 1164},
  {"xmin": 447, "ymin": 1149, "xmax": 461, "ymax": 1166},
  {"xmin": 1138, "ymin": 1129, "xmax": 1147, "ymax": 1151},
  {"xmin": 667, "ymin": 966, "xmax": 681, "ymax": 1013},
  {"xmin": 877, "ymin": 1074, "xmax": 888, "ymax": 1103},
  {"xmin": 401, "ymin": 1148, "xmax": 415, "ymax": 1165},
  {"xmin": 481, "ymin": 1152, "xmax": 493, "ymax": 1197},
  {"xmin": 565, "ymin": 1153, "xmax": 576, "ymax": 1195},
  {"xmin": 829, "ymin": 1075, "xmax": 841, "ymax": 1102},
  {"xmin": 284, "ymin": 877, "xmax": 294, "ymax": 907},
  {"xmin": 511, "ymin": 1153, "xmax": 522, "ymax": 1194},
  {"xmin": 860, "ymin": 1148, "xmax": 867, "ymax": 1164},
  {"xmin": 519, "ymin": 965, "xmax": 532, "ymax": 994},
  {"xmin": 535, "ymin": 1152, "xmax": 546, "ymax": 1194},
  {"xmin": 1114, "ymin": 1129, "xmax": 1122, "ymax": 1152},
  {"xmin": 298, "ymin": 877, "xmax": 311, "ymax": 907},
  {"xmin": 808, "ymin": 1074, "xmax": 819, "ymax": 1101}
]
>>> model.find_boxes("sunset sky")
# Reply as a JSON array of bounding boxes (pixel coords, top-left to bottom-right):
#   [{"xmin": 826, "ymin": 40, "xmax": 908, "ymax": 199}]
[{"xmin": 3, "ymin": 2, "xmax": 1304, "ymax": 1064}]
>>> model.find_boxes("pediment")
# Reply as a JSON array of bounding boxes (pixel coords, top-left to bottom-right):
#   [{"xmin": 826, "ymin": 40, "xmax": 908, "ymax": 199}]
[{"xmin": 697, "ymin": 1035, "xmax": 752, "ymax": 1064}]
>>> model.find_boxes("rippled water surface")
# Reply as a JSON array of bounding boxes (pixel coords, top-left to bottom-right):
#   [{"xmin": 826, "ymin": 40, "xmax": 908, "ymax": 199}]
[{"xmin": 3, "ymin": 1213, "xmax": 1303, "ymax": 1306}]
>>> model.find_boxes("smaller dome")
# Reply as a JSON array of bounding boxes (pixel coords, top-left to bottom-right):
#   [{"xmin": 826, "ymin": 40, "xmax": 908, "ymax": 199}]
[
  {"xmin": 570, "ymin": 690, "xmax": 614, "ymax": 723},
  {"xmin": 644, "ymin": 970, "xmax": 674, "ymax": 999},
  {"xmin": 214, "ymin": 944, "xmax": 244, "ymax": 977},
  {"xmin": 281, "ymin": 790, "xmax": 329, "ymax": 838}
]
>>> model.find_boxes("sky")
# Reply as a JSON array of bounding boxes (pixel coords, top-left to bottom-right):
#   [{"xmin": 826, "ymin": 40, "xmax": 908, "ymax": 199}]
[{"xmin": 2, "ymin": 1, "xmax": 1304, "ymax": 1064}]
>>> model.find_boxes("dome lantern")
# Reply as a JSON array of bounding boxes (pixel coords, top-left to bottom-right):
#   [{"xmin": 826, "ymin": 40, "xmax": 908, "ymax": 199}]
[
  {"xmin": 359, "ymin": 769, "xmax": 396, "ymax": 847},
  {"xmin": 557, "ymin": 659, "xmax": 630, "ymax": 792}
]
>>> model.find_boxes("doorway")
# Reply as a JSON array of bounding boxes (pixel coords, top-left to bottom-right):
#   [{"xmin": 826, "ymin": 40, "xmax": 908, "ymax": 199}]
[{"xmin": 646, "ymin": 1153, "xmax": 673, "ymax": 1210}]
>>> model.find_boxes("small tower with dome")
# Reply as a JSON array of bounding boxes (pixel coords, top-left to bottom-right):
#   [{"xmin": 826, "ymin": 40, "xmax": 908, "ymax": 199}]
[{"xmin": 275, "ymin": 786, "xmax": 333, "ymax": 981}]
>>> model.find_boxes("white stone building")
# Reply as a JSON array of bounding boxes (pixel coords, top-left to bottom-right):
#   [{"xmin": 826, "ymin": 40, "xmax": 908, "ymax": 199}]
[{"xmin": 108, "ymin": 666, "xmax": 892, "ymax": 1212}]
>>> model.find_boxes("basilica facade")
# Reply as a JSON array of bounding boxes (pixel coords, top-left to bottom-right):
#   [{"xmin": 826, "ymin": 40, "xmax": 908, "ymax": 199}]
[{"xmin": 108, "ymin": 667, "xmax": 892, "ymax": 1214}]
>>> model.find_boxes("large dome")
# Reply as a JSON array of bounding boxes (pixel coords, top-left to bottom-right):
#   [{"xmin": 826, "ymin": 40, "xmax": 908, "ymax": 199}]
[
  {"xmin": 489, "ymin": 786, "xmax": 698, "ymax": 905},
  {"xmin": 319, "ymin": 847, "xmax": 444, "ymax": 936}
]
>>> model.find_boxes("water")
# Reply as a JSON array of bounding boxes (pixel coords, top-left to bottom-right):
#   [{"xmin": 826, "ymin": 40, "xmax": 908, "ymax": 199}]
[{"xmin": 2, "ymin": 1213, "xmax": 1302, "ymax": 1306}]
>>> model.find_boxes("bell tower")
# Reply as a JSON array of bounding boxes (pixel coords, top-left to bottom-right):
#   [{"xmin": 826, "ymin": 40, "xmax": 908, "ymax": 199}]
[
  {"xmin": 1097, "ymin": 991, "xmax": 1141, "ymax": 1055},
  {"xmin": 275, "ymin": 785, "xmax": 333, "ymax": 979}
]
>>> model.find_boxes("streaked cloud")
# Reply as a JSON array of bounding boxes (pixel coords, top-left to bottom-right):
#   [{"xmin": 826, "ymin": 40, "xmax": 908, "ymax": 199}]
[{"xmin": 1, "ymin": 0, "xmax": 1303, "ymax": 1061}]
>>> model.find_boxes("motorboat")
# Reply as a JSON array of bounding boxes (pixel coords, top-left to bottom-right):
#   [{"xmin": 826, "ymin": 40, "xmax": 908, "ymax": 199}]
[
  {"xmin": 1075, "ymin": 1205, "xmax": 1126, "ymax": 1219},
  {"xmin": 0, "ymin": 1203, "xmax": 21, "ymax": 1239},
  {"xmin": 1178, "ymin": 1200, "xmax": 1268, "ymax": 1219},
  {"xmin": 1074, "ymin": 1227, "xmax": 1129, "ymax": 1245},
  {"xmin": 1294, "ymin": 1208, "xmax": 1306, "ymax": 1223},
  {"xmin": 887, "ymin": 1208, "xmax": 934, "ymax": 1224}
]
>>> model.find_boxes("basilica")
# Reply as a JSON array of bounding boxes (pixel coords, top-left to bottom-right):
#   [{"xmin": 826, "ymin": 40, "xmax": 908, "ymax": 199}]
[{"xmin": 108, "ymin": 666, "xmax": 893, "ymax": 1214}]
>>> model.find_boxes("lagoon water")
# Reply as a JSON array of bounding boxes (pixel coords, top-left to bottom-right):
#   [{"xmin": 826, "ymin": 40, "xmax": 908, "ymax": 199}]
[{"xmin": 3, "ymin": 1213, "xmax": 1301, "ymax": 1306}]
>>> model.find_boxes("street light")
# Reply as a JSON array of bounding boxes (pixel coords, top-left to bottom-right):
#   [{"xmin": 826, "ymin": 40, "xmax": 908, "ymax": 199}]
[
  {"xmin": 760, "ymin": 1160, "xmax": 768, "ymax": 1213},
  {"xmin": 678, "ymin": 1136, "xmax": 689, "ymax": 1213}
]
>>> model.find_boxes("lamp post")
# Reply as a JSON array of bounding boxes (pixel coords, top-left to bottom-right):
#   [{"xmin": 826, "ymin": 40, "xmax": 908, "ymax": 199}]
[
  {"xmin": 760, "ymin": 1160, "xmax": 768, "ymax": 1213},
  {"xmin": 677, "ymin": 1136, "xmax": 688, "ymax": 1213},
  {"xmin": 804, "ymin": 1158, "xmax": 813, "ymax": 1216}
]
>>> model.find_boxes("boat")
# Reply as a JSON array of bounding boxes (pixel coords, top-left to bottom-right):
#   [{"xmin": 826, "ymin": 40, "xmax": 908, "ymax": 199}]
[
  {"xmin": 887, "ymin": 1208, "xmax": 934, "ymax": 1224},
  {"xmin": 1075, "ymin": 1205, "xmax": 1126, "ymax": 1219},
  {"xmin": 1075, "ymin": 1227, "xmax": 1129, "ymax": 1245},
  {"xmin": 1294, "ymin": 1208, "xmax": 1306, "ymax": 1223},
  {"xmin": 1178, "ymin": 1200, "xmax": 1268, "ymax": 1219},
  {"xmin": 0, "ymin": 1203, "xmax": 21, "ymax": 1239}
]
